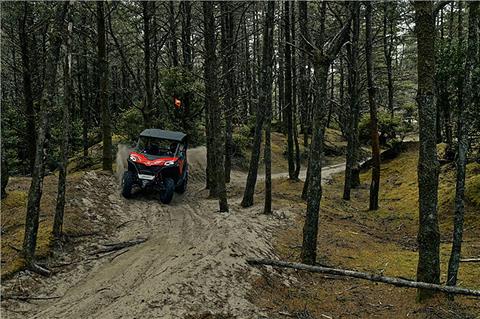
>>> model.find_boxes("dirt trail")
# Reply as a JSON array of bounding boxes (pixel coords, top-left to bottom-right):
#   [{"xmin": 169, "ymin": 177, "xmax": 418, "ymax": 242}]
[{"xmin": 2, "ymin": 148, "xmax": 345, "ymax": 319}]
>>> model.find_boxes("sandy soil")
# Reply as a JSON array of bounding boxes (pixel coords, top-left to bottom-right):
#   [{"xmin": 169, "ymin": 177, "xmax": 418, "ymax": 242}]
[{"xmin": 1, "ymin": 148, "xmax": 345, "ymax": 319}]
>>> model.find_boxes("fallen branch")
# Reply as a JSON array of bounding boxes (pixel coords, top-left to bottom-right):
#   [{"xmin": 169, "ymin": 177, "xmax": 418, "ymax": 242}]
[
  {"xmin": 3, "ymin": 295, "xmax": 61, "ymax": 301},
  {"xmin": 460, "ymin": 258, "xmax": 480, "ymax": 263},
  {"xmin": 247, "ymin": 258, "xmax": 480, "ymax": 297},
  {"xmin": 109, "ymin": 249, "xmax": 129, "ymax": 262},
  {"xmin": 28, "ymin": 263, "xmax": 51, "ymax": 277},
  {"xmin": 90, "ymin": 237, "xmax": 148, "ymax": 255}
]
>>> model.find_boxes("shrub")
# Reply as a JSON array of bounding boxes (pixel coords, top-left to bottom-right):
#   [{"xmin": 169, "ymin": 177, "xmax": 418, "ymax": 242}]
[
  {"xmin": 359, "ymin": 111, "xmax": 403, "ymax": 146},
  {"xmin": 116, "ymin": 106, "xmax": 144, "ymax": 142}
]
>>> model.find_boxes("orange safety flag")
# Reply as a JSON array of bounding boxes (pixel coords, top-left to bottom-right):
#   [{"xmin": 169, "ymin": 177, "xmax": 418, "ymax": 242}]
[{"xmin": 174, "ymin": 97, "xmax": 182, "ymax": 109}]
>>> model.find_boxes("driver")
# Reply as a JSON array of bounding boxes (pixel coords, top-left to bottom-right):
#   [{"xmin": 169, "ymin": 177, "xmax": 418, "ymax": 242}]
[{"xmin": 169, "ymin": 142, "xmax": 177, "ymax": 155}]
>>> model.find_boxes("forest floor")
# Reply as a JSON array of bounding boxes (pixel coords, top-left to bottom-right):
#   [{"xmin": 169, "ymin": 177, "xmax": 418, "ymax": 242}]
[
  {"xmin": 1, "ymin": 143, "xmax": 344, "ymax": 319},
  {"xmin": 1, "ymin": 135, "xmax": 479, "ymax": 318},
  {"xmin": 250, "ymin": 143, "xmax": 480, "ymax": 319}
]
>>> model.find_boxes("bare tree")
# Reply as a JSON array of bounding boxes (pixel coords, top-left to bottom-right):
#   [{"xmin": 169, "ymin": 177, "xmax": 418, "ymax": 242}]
[
  {"xmin": 413, "ymin": 1, "xmax": 440, "ymax": 301},
  {"xmin": 298, "ymin": 1, "xmax": 311, "ymax": 150},
  {"xmin": 22, "ymin": 2, "xmax": 69, "ymax": 272},
  {"xmin": 203, "ymin": 1, "xmax": 228, "ymax": 212},
  {"xmin": 97, "ymin": 1, "xmax": 112, "ymax": 171},
  {"xmin": 262, "ymin": 1, "xmax": 275, "ymax": 214},
  {"xmin": 383, "ymin": 1, "xmax": 396, "ymax": 117},
  {"xmin": 284, "ymin": 1, "xmax": 296, "ymax": 180},
  {"xmin": 220, "ymin": 1, "xmax": 236, "ymax": 184},
  {"xmin": 53, "ymin": 13, "xmax": 73, "ymax": 239},
  {"xmin": 18, "ymin": 2, "xmax": 36, "ymax": 172},
  {"xmin": 365, "ymin": 2, "xmax": 381, "ymax": 211},
  {"xmin": 301, "ymin": 3, "xmax": 352, "ymax": 265},
  {"xmin": 447, "ymin": 1, "xmax": 479, "ymax": 291},
  {"xmin": 343, "ymin": 2, "xmax": 361, "ymax": 201}
]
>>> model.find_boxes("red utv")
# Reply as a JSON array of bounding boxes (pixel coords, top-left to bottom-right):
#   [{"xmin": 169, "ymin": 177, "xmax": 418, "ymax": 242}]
[{"xmin": 122, "ymin": 129, "xmax": 188, "ymax": 204}]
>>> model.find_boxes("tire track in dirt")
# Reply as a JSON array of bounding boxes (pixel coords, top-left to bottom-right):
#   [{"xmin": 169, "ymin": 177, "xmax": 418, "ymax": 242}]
[{"xmin": 2, "ymin": 148, "xmax": 345, "ymax": 319}]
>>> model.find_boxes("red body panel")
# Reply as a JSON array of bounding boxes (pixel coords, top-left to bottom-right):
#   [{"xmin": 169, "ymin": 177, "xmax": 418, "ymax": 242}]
[{"xmin": 130, "ymin": 152, "xmax": 184, "ymax": 174}]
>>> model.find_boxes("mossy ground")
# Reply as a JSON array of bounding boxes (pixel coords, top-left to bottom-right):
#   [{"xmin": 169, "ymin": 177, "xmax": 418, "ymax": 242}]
[
  {"xmin": 250, "ymin": 143, "xmax": 480, "ymax": 318},
  {"xmin": 233, "ymin": 128, "xmax": 347, "ymax": 174},
  {"xmin": 0, "ymin": 172, "xmax": 97, "ymax": 279}
]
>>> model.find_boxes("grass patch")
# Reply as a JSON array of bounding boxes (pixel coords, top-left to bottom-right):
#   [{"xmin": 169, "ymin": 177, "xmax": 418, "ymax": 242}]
[
  {"xmin": 1, "ymin": 172, "xmax": 91, "ymax": 279},
  {"xmin": 252, "ymin": 142, "xmax": 480, "ymax": 318}
]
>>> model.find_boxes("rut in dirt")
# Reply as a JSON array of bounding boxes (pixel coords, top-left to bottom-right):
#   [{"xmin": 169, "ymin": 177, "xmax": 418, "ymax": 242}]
[{"xmin": 4, "ymin": 146, "xmax": 292, "ymax": 319}]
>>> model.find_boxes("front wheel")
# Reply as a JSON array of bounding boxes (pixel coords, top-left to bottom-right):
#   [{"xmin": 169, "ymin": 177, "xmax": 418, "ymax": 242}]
[
  {"xmin": 159, "ymin": 178, "xmax": 175, "ymax": 204},
  {"xmin": 122, "ymin": 171, "xmax": 136, "ymax": 198},
  {"xmin": 175, "ymin": 170, "xmax": 188, "ymax": 194}
]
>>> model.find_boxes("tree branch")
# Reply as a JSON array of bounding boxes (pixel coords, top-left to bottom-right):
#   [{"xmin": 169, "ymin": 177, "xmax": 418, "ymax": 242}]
[
  {"xmin": 324, "ymin": 16, "xmax": 352, "ymax": 62},
  {"xmin": 433, "ymin": 1, "xmax": 452, "ymax": 17}
]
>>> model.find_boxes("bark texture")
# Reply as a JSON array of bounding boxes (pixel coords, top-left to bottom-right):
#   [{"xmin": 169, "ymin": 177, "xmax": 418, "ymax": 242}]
[
  {"xmin": 365, "ymin": 2, "xmax": 381, "ymax": 211},
  {"xmin": 203, "ymin": 1, "xmax": 228, "ymax": 212},
  {"xmin": 23, "ymin": 2, "xmax": 69, "ymax": 265},
  {"xmin": 447, "ymin": 1, "xmax": 478, "ymax": 289},
  {"xmin": 284, "ymin": 1, "xmax": 296, "ymax": 180},
  {"xmin": 247, "ymin": 258, "xmax": 480, "ymax": 297},
  {"xmin": 18, "ymin": 2, "xmax": 36, "ymax": 172},
  {"xmin": 53, "ymin": 17, "xmax": 73, "ymax": 239},
  {"xmin": 220, "ymin": 1, "xmax": 235, "ymax": 184},
  {"xmin": 97, "ymin": 1, "xmax": 112, "ymax": 171},
  {"xmin": 262, "ymin": 1, "xmax": 275, "ymax": 215},
  {"xmin": 414, "ymin": 1, "xmax": 441, "ymax": 301},
  {"xmin": 343, "ymin": 2, "xmax": 361, "ymax": 201},
  {"xmin": 301, "ymin": 5, "xmax": 351, "ymax": 264}
]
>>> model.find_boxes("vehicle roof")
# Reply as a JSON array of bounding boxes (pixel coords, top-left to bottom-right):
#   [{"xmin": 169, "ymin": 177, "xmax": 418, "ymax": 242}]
[{"xmin": 140, "ymin": 129, "xmax": 187, "ymax": 142}]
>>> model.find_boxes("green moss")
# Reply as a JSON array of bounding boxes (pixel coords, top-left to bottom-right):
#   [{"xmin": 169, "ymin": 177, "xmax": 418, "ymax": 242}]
[
  {"xmin": 0, "ymin": 190, "xmax": 27, "ymax": 211},
  {"xmin": 465, "ymin": 163, "xmax": 480, "ymax": 207}
]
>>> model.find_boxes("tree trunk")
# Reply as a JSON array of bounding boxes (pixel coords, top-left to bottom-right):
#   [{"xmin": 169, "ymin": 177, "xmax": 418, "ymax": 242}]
[
  {"xmin": 343, "ymin": 2, "xmax": 361, "ymax": 201},
  {"xmin": 203, "ymin": 1, "xmax": 228, "ymax": 212},
  {"xmin": 79, "ymin": 18, "xmax": 90, "ymax": 160},
  {"xmin": 298, "ymin": 1, "xmax": 310, "ymax": 150},
  {"xmin": 241, "ymin": 92, "xmax": 264, "ymax": 208},
  {"xmin": 179, "ymin": 0, "xmax": 194, "ymax": 151},
  {"xmin": 301, "ymin": 60, "xmax": 329, "ymax": 265},
  {"xmin": 338, "ymin": 56, "xmax": 347, "ymax": 136},
  {"xmin": 302, "ymin": 1, "xmax": 326, "ymax": 201},
  {"xmin": 1, "ymin": 139, "xmax": 8, "ymax": 199},
  {"xmin": 97, "ymin": 1, "xmax": 112, "ymax": 171},
  {"xmin": 278, "ymin": 17, "xmax": 285, "ymax": 127},
  {"xmin": 23, "ymin": 2, "xmax": 69, "ymax": 266},
  {"xmin": 301, "ymin": 5, "xmax": 351, "ymax": 265},
  {"xmin": 291, "ymin": 1, "xmax": 301, "ymax": 180},
  {"xmin": 18, "ymin": 2, "xmax": 36, "ymax": 173},
  {"xmin": 413, "ymin": 1, "xmax": 441, "ymax": 301},
  {"xmin": 447, "ymin": 1, "xmax": 478, "ymax": 290},
  {"xmin": 220, "ymin": 1, "xmax": 235, "ymax": 184},
  {"xmin": 383, "ymin": 1, "xmax": 395, "ymax": 117},
  {"xmin": 365, "ymin": 2, "xmax": 381, "ymax": 211},
  {"xmin": 244, "ymin": 18, "xmax": 254, "ymax": 117},
  {"xmin": 169, "ymin": 1, "xmax": 179, "ymax": 67},
  {"xmin": 53, "ymin": 18, "xmax": 73, "ymax": 239},
  {"xmin": 284, "ymin": 1, "xmax": 296, "ymax": 180},
  {"xmin": 143, "ymin": 1, "xmax": 154, "ymax": 128},
  {"xmin": 326, "ymin": 64, "xmax": 334, "ymax": 129},
  {"xmin": 263, "ymin": 1, "xmax": 275, "ymax": 215}
]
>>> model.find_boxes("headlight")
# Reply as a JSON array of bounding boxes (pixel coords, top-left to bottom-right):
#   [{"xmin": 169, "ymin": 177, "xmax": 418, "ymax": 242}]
[
  {"xmin": 129, "ymin": 154, "xmax": 138, "ymax": 162},
  {"xmin": 164, "ymin": 160, "xmax": 175, "ymax": 166}
]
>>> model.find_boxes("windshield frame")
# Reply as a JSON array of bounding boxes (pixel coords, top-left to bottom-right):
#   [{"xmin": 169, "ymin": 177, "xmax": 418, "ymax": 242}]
[{"xmin": 135, "ymin": 137, "xmax": 181, "ymax": 158}]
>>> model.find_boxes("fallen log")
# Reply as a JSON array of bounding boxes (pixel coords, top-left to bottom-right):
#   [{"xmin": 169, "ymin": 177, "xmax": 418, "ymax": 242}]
[
  {"xmin": 90, "ymin": 237, "xmax": 148, "ymax": 255},
  {"xmin": 460, "ymin": 258, "xmax": 480, "ymax": 263},
  {"xmin": 247, "ymin": 258, "xmax": 480, "ymax": 297}
]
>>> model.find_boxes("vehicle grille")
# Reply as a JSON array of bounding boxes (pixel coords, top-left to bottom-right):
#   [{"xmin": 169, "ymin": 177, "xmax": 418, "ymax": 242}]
[{"xmin": 134, "ymin": 163, "xmax": 162, "ymax": 175}]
